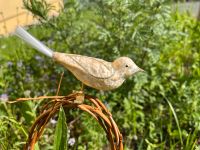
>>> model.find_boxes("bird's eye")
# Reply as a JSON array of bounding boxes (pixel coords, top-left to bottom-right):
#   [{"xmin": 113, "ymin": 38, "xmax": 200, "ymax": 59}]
[{"xmin": 125, "ymin": 65, "xmax": 129, "ymax": 68}]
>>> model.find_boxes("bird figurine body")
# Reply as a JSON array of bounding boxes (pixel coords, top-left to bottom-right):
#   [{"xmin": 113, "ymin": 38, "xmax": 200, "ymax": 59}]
[{"xmin": 15, "ymin": 26, "xmax": 143, "ymax": 90}]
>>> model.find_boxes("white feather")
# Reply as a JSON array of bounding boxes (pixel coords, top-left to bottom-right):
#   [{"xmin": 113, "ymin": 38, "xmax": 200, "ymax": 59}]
[{"xmin": 15, "ymin": 26, "xmax": 53, "ymax": 58}]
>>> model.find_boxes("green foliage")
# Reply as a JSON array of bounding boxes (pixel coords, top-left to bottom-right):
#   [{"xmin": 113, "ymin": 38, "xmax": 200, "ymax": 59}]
[
  {"xmin": 0, "ymin": 116, "xmax": 28, "ymax": 149},
  {"xmin": 54, "ymin": 107, "xmax": 68, "ymax": 150},
  {"xmin": 0, "ymin": 0, "xmax": 200, "ymax": 149},
  {"xmin": 184, "ymin": 128, "xmax": 198, "ymax": 150},
  {"xmin": 23, "ymin": 0, "xmax": 53, "ymax": 20}
]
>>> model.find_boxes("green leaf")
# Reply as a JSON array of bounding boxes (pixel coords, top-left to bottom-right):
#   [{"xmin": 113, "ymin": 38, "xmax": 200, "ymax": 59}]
[
  {"xmin": 165, "ymin": 97, "xmax": 183, "ymax": 145},
  {"xmin": 34, "ymin": 142, "xmax": 40, "ymax": 150},
  {"xmin": 53, "ymin": 106, "xmax": 68, "ymax": 150}
]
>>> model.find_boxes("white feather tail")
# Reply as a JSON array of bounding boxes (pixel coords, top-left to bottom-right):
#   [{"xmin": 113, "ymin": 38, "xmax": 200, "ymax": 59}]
[{"xmin": 15, "ymin": 26, "xmax": 53, "ymax": 58}]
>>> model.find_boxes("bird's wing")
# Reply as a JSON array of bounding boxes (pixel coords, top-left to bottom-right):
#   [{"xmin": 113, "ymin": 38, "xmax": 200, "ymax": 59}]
[{"xmin": 68, "ymin": 54, "xmax": 115, "ymax": 79}]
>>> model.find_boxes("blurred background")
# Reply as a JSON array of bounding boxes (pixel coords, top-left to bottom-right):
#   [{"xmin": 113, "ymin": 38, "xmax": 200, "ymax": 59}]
[{"xmin": 0, "ymin": 0, "xmax": 200, "ymax": 149}]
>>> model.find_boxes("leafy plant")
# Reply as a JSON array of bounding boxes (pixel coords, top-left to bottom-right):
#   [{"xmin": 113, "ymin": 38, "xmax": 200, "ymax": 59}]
[{"xmin": 53, "ymin": 107, "xmax": 68, "ymax": 150}]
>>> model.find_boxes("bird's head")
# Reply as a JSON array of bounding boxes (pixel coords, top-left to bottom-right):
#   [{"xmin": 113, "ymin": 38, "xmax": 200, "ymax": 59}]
[{"xmin": 112, "ymin": 57, "xmax": 144, "ymax": 78}]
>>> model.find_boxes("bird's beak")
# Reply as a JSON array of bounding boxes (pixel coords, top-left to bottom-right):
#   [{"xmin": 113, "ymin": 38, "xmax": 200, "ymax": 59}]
[
  {"xmin": 138, "ymin": 68, "xmax": 145, "ymax": 72},
  {"xmin": 131, "ymin": 67, "xmax": 144, "ymax": 75}
]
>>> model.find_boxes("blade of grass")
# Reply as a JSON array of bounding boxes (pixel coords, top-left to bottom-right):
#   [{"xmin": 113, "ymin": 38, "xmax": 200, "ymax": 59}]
[
  {"xmin": 184, "ymin": 128, "xmax": 198, "ymax": 150},
  {"xmin": 34, "ymin": 142, "xmax": 40, "ymax": 150},
  {"xmin": 164, "ymin": 97, "xmax": 183, "ymax": 145},
  {"xmin": 53, "ymin": 106, "xmax": 68, "ymax": 150}
]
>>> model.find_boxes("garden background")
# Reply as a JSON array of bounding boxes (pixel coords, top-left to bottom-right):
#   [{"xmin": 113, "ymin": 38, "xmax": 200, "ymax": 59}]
[{"xmin": 0, "ymin": 0, "xmax": 200, "ymax": 149}]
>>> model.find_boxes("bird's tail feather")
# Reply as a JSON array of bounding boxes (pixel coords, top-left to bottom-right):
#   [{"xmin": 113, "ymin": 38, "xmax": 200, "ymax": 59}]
[{"xmin": 15, "ymin": 26, "xmax": 53, "ymax": 58}]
